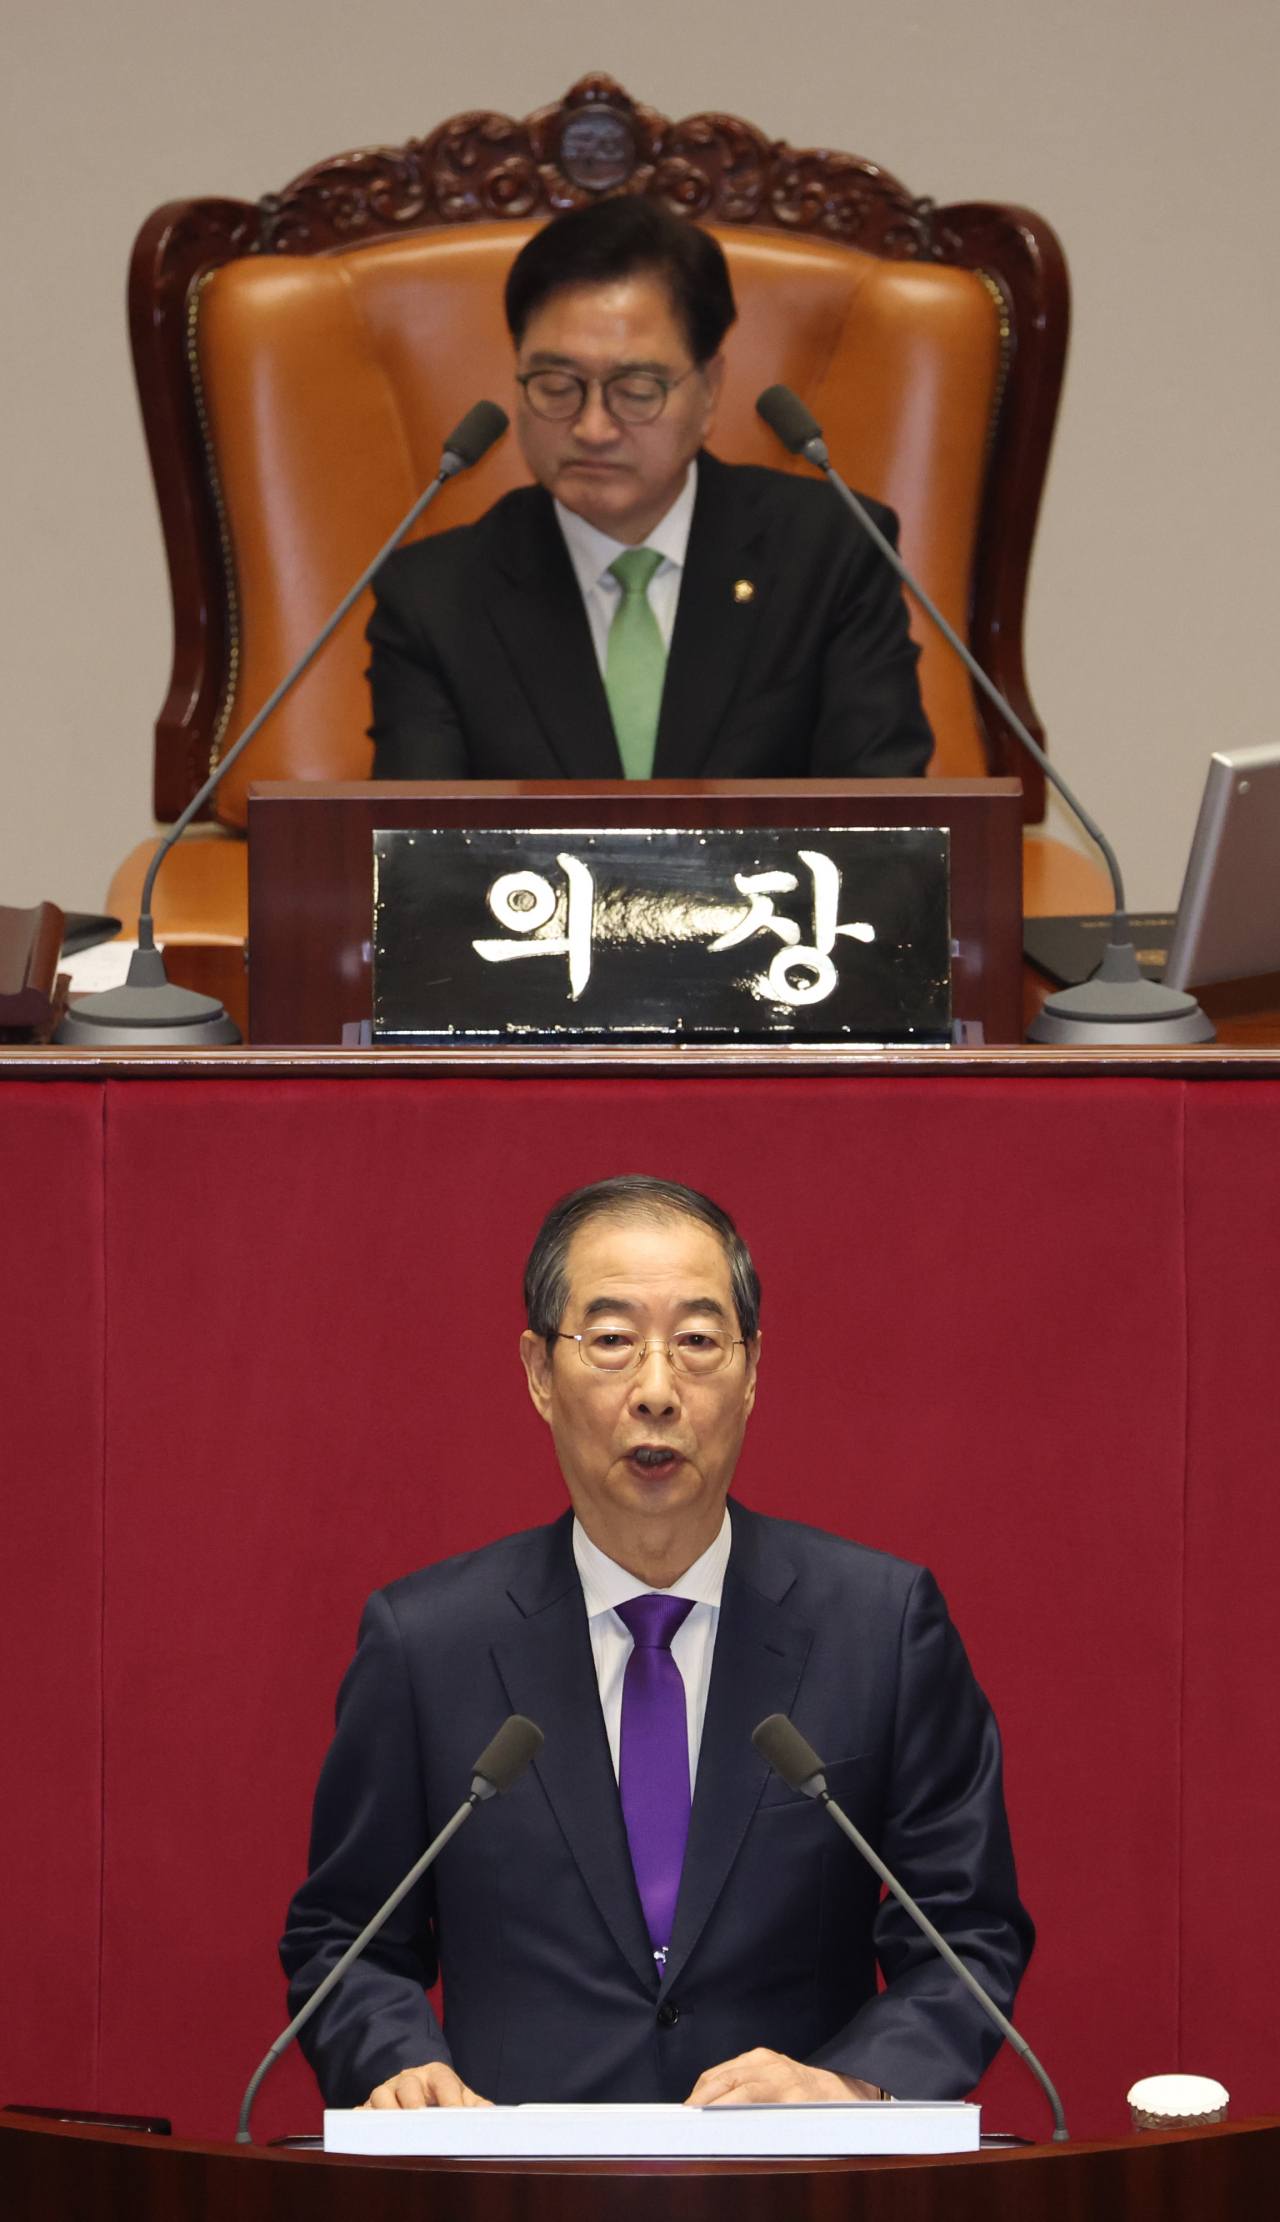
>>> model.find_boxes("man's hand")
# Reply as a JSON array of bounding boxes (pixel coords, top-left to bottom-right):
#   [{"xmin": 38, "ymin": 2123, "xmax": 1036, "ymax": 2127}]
[
  {"xmin": 686, "ymin": 2048, "xmax": 882, "ymax": 2107},
  {"xmin": 361, "ymin": 2061, "xmax": 492, "ymax": 2109}
]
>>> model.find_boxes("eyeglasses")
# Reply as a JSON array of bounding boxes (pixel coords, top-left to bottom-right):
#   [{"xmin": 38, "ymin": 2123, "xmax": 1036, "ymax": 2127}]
[
  {"xmin": 517, "ymin": 367, "xmax": 698, "ymax": 426},
  {"xmin": 553, "ymin": 1328, "xmax": 745, "ymax": 1377}
]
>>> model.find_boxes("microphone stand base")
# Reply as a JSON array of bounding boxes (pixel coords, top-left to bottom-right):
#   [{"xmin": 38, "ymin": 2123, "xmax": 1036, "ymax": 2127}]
[
  {"xmin": 1027, "ymin": 985, "xmax": 1215, "ymax": 1048},
  {"xmin": 1027, "ymin": 936, "xmax": 1216, "ymax": 1047},
  {"xmin": 53, "ymin": 981, "xmax": 241, "ymax": 1047},
  {"xmin": 1027, "ymin": 1010, "xmax": 1216, "ymax": 1046}
]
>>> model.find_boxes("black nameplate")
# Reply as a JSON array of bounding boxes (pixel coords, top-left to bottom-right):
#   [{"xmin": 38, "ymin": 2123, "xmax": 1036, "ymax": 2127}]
[{"xmin": 372, "ymin": 827, "xmax": 950, "ymax": 1044}]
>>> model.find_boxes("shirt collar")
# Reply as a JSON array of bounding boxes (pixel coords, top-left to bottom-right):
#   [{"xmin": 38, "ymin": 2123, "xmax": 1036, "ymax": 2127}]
[
  {"xmin": 555, "ymin": 459, "xmax": 698, "ymax": 597},
  {"xmin": 573, "ymin": 1502, "xmax": 731, "ymax": 1619}
]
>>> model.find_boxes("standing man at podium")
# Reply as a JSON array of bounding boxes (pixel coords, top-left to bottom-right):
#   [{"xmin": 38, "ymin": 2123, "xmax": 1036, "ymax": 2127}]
[
  {"xmin": 366, "ymin": 201, "xmax": 934, "ymax": 783},
  {"xmin": 282, "ymin": 1177, "xmax": 1031, "ymax": 2111}
]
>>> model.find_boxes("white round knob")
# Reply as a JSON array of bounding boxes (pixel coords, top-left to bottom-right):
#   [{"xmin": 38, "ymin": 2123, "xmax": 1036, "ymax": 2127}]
[{"xmin": 1127, "ymin": 2073, "xmax": 1228, "ymax": 2130}]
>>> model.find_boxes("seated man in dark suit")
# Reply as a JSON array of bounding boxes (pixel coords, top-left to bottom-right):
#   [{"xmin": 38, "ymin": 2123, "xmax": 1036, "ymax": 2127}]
[
  {"xmin": 367, "ymin": 201, "xmax": 934, "ymax": 784},
  {"xmin": 281, "ymin": 1177, "xmax": 1031, "ymax": 2112}
]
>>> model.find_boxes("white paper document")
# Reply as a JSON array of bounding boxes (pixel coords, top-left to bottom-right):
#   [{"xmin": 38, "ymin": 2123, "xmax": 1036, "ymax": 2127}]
[
  {"xmin": 323, "ymin": 2100, "xmax": 980, "ymax": 2158},
  {"xmin": 61, "ymin": 940, "xmax": 143, "ymax": 996}
]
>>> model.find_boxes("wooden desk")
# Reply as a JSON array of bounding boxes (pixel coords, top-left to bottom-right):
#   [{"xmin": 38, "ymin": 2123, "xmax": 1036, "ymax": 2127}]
[
  {"xmin": 107, "ymin": 810, "xmax": 1280, "ymax": 1051},
  {"xmin": 2, "ymin": 2112, "xmax": 1276, "ymax": 2220}
]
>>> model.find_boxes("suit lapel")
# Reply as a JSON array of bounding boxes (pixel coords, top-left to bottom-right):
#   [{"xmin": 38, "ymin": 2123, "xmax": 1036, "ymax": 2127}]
[
  {"xmin": 491, "ymin": 1515, "xmax": 656, "ymax": 1991},
  {"xmin": 652, "ymin": 453, "xmax": 768, "ymax": 780},
  {"xmin": 660, "ymin": 1505, "xmax": 812, "ymax": 1995},
  {"xmin": 486, "ymin": 492, "xmax": 623, "ymax": 778}
]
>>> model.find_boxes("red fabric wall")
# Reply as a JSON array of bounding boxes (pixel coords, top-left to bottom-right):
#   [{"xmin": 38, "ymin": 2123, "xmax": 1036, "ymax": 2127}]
[
  {"xmin": 2, "ymin": 1074, "xmax": 1277, "ymax": 2146},
  {"xmin": 0, "ymin": 1087, "xmax": 104, "ymax": 2107},
  {"xmin": 1181, "ymin": 1086, "xmax": 1280, "ymax": 2089}
]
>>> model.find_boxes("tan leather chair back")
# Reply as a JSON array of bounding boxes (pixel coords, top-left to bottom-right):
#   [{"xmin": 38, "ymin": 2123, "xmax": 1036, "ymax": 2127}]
[{"xmin": 197, "ymin": 222, "xmax": 999, "ymax": 828}]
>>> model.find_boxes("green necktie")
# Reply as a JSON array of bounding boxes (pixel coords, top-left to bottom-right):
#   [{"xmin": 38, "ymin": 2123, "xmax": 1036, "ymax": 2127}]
[{"xmin": 605, "ymin": 548, "xmax": 667, "ymax": 780}]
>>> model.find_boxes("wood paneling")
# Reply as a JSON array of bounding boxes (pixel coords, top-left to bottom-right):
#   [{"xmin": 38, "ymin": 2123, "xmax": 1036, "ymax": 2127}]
[{"xmin": 2, "ymin": 2113, "xmax": 1277, "ymax": 2221}]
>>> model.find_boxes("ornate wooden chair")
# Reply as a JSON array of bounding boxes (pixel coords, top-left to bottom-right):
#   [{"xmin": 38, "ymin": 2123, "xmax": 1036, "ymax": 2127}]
[{"xmin": 114, "ymin": 72, "xmax": 1101, "ymax": 945}]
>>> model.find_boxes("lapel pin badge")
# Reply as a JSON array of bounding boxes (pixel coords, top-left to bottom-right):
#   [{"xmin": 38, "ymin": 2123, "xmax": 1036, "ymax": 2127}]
[{"xmin": 733, "ymin": 579, "xmax": 755, "ymax": 603}]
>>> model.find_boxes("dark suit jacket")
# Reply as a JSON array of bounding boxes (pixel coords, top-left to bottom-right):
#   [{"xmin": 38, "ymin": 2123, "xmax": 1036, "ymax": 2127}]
[
  {"xmin": 280, "ymin": 1504, "xmax": 1032, "ymax": 2107},
  {"xmin": 366, "ymin": 452, "xmax": 934, "ymax": 781}
]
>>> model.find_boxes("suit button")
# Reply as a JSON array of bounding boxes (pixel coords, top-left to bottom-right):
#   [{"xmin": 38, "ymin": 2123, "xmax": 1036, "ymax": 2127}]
[{"xmin": 657, "ymin": 2002, "xmax": 680, "ymax": 2028}]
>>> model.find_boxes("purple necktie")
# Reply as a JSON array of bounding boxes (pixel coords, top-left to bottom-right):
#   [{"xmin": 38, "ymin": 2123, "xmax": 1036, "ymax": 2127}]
[{"xmin": 615, "ymin": 1593, "xmax": 695, "ymax": 1962}]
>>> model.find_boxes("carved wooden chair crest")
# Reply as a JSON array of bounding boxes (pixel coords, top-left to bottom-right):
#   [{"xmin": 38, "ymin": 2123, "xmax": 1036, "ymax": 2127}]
[{"xmin": 121, "ymin": 73, "xmax": 1069, "ymax": 937}]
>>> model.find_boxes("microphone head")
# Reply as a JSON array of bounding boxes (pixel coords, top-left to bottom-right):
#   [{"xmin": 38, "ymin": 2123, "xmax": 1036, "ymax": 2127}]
[
  {"xmin": 755, "ymin": 385, "xmax": 827, "ymax": 459},
  {"xmin": 442, "ymin": 400, "xmax": 509, "ymax": 472},
  {"xmin": 753, "ymin": 1713, "xmax": 827, "ymax": 1797},
  {"xmin": 471, "ymin": 1714, "xmax": 544, "ymax": 1799}
]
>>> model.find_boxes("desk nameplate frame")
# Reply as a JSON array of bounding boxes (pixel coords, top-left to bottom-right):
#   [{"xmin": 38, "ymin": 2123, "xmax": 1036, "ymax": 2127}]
[{"xmin": 246, "ymin": 779, "xmax": 1022, "ymax": 1048}]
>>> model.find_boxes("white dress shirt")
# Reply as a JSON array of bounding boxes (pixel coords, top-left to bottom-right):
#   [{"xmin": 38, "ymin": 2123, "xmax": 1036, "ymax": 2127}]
[
  {"xmin": 554, "ymin": 461, "xmax": 698, "ymax": 678},
  {"xmin": 572, "ymin": 1504, "xmax": 730, "ymax": 1792}
]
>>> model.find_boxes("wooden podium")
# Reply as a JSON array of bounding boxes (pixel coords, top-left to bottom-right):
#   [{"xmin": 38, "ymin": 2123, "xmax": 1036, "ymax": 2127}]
[
  {"xmin": 246, "ymin": 778, "xmax": 1023, "ymax": 1047},
  {"xmin": 4, "ymin": 2112, "xmax": 1278, "ymax": 2218}
]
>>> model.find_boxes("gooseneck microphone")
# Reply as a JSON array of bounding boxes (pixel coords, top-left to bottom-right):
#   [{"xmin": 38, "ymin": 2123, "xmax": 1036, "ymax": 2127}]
[
  {"xmin": 55, "ymin": 400, "xmax": 510, "ymax": 1049},
  {"xmin": 755, "ymin": 385, "xmax": 1213, "ymax": 1046},
  {"xmin": 235, "ymin": 1711, "xmax": 543, "ymax": 2144},
  {"xmin": 752, "ymin": 1714, "xmax": 1068, "ymax": 2142}
]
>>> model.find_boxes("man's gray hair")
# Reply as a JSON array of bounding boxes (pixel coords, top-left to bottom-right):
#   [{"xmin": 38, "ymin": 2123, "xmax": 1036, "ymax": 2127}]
[{"xmin": 524, "ymin": 1176, "xmax": 761, "ymax": 1344}]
